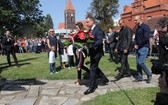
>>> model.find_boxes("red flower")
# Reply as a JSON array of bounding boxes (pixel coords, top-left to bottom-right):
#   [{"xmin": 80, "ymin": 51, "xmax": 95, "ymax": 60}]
[
  {"xmin": 84, "ymin": 30, "xmax": 94, "ymax": 40},
  {"xmin": 73, "ymin": 30, "xmax": 86, "ymax": 41}
]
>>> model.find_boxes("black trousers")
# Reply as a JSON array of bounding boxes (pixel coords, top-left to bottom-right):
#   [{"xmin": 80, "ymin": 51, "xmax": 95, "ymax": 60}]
[
  {"xmin": 73, "ymin": 46, "xmax": 78, "ymax": 66},
  {"xmin": 68, "ymin": 55, "xmax": 74, "ymax": 67},
  {"xmin": 77, "ymin": 66, "xmax": 90, "ymax": 79},
  {"xmin": 89, "ymin": 53, "xmax": 107, "ymax": 88},
  {"xmin": 77, "ymin": 49, "xmax": 90, "ymax": 79},
  {"xmin": 6, "ymin": 48, "xmax": 18, "ymax": 66},
  {"xmin": 118, "ymin": 51, "xmax": 130, "ymax": 76},
  {"xmin": 109, "ymin": 47, "xmax": 115, "ymax": 60}
]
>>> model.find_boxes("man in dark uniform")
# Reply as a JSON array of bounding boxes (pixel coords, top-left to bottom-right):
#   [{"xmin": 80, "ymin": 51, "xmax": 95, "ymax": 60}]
[
  {"xmin": 2, "ymin": 30, "xmax": 19, "ymax": 67},
  {"xmin": 84, "ymin": 16, "xmax": 109, "ymax": 95}
]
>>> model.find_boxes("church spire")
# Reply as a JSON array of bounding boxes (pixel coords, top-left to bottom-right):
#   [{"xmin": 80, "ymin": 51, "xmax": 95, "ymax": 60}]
[
  {"xmin": 65, "ymin": 0, "xmax": 74, "ymax": 10},
  {"xmin": 64, "ymin": 0, "xmax": 76, "ymax": 30}
]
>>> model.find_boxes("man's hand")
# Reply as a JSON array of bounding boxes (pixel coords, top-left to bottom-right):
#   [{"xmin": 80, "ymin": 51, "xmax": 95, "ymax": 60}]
[
  {"xmin": 106, "ymin": 40, "xmax": 110, "ymax": 43},
  {"xmin": 124, "ymin": 49, "xmax": 128, "ymax": 54},
  {"xmin": 134, "ymin": 45, "xmax": 138, "ymax": 49},
  {"xmin": 115, "ymin": 49, "xmax": 118, "ymax": 53}
]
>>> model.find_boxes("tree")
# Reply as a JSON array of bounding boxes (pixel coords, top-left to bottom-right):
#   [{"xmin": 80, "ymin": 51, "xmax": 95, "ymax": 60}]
[
  {"xmin": 33, "ymin": 21, "xmax": 45, "ymax": 38},
  {"xmin": 44, "ymin": 14, "xmax": 54, "ymax": 31},
  {"xmin": 33, "ymin": 14, "xmax": 54, "ymax": 38},
  {"xmin": 88, "ymin": 0, "xmax": 119, "ymax": 31},
  {"xmin": 0, "ymin": 0, "xmax": 44, "ymax": 36}
]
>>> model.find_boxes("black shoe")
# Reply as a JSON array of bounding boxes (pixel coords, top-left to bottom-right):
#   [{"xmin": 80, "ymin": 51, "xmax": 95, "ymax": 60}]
[
  {"xmin": 8, "ymin": 64, "xmax": 11, "ymax": 67},
  {"xmin": 99, "ymin": 78, "xmax": 109, "ymax": 86},
  {"xmin": 16, "ymin": 64, "xmax": 20, "ymax": 67},
  {"xmin": 109, "ymin": 59, "xmax": 113, "ymax": 62},
  {"xmin": 133, "ymin": 79, "xmax": 143, "ymax": 82},
  {"xmin": 84, "ymin": 87, "xmax": 97, "ymax": 95},
  {"xmin": 114, "ymin": 74, "xmax": 123, "ymax": 81},
  {"xmin": 146, "ymin": 75, "xmax": 152, "ymax": 83},
  {"xmin": 105, "ymin": 78, "xmax": 109, "ymax": 83},
  {"xmin": 124, "ymin": 74, "xmax": 131, "ymax": 77}
]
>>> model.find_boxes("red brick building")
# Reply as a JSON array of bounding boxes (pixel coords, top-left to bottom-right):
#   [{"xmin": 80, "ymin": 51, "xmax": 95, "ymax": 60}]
[{"xmin": 121, "ymin": 0, "xmax": 168, "ymax": 31}]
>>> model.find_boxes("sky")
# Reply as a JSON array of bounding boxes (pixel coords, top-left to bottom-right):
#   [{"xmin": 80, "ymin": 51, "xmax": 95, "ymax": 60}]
[{"xmin": 40, "ymin": 0, "xmax": 133, "ymax": 29}]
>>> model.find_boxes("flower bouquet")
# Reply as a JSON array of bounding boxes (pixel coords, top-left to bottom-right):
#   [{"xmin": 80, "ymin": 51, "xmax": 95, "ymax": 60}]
[
  {"xmin": 73, "ymin": 30, "xmax": 94, "ymax": 48},
  {"xmin": 62, "ymin": 37, "xmax": 73, "ymax": 46}
]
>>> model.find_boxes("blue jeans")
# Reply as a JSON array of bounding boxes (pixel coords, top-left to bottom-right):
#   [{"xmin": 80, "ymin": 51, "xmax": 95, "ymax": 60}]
[
  {"xmin": 136, "ymin": 47, "xmax": 151, "ymax": 80},
  {"xmin": 49, "ymin": 63, "xmax": 56, "ymax": 73},
  {"xmin": 19, "ymin": 46, "xmax": 23, "ymax": 53}
]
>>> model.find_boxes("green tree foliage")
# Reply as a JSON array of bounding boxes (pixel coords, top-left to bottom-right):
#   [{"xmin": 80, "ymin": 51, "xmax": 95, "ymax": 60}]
[
  {"xmin": 0, "ymin": 0, "xmax": 44, "ymax": 36},
  {"xmin": 88, "ymin": 0, "xmax": 119, "ymax": 31},
  {"xmin": 44, "ymin": 14, "xmax": 54, "ymax": 31},
  {"xmin": 33, "ymin": 14, "xmax": 54, "ymax": 38}
]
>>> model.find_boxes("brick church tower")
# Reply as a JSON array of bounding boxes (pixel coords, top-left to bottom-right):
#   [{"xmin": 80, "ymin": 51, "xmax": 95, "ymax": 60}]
[{"xmin": 64, "ymin": 0, "xmax": 76, "ymax": 30}]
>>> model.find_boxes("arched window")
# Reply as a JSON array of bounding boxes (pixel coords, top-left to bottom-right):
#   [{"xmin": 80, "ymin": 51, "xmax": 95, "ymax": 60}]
[{"xmin": 147, "ymin": 16, "xmax": 152, "ymax": 20}]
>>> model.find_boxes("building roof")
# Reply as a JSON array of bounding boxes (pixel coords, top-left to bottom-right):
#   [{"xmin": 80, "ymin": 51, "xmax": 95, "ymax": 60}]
[
  {"xmin": 58, "ymin": 22, "xmax": 65, "ymax": 29},
  {"xmin": 58, "ymin": 20, "xmax": 88, "ymax": 29},
  {"xmin": 123, "ymin": 5, "xmax": 132, "ymax": 13},
  {"xmin": 144, "ymin": 0, "xmax": 160, "ymax": 8},
  {"xmin": 160, "ymin": 0, "xmax": 168, "ymax": 4},
  {"xmin": 65, "ymin": 0, "xmax": 74, "ymax": 10},
  {"xmin": 123, "ymin": 0, "xmax": 163, "ymax": 13}
]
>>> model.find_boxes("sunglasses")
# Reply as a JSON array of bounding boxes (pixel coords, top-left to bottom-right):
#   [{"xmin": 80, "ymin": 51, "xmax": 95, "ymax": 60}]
[{"xmin": 161, "ymin": 26, "xmax": 167, "ymax": 28}]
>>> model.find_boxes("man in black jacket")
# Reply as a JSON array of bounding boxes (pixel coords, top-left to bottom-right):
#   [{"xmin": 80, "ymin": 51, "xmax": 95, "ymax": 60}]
[
  {"xmin": 114, "ymin": 19, "xmax": 132, "ymax": 81},
  {"xmin": 153, "ymin": 17, "xmax": 168, "ymax": 105},
  {"xmin": 2, "ymin": 30, "xmax": 19, "ymax": 67},
  {"xmin": 84, "ymin": 15, "xmax": 109, "ymax": 95}
]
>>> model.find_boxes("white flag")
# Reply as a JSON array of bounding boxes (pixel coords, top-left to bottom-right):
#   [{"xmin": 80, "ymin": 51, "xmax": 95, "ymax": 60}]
[{"xmin": 153, "ymin": 29, "xmax": 159, "ymax": 37}]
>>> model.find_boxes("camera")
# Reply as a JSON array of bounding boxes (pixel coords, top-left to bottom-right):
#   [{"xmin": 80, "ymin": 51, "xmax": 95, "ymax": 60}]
[{"xmin": 151, "ymin": 61, "xmax": 168, "ymax": 74}]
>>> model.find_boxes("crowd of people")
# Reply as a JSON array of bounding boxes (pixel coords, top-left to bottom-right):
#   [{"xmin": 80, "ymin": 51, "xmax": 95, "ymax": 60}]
[
  {"xmin": 0, "ymin": 15, "xmax": 168, "ymax": 104},
  {"xmin": 0, "ymin": 36, "xmax": 47, "ymax": 55}
]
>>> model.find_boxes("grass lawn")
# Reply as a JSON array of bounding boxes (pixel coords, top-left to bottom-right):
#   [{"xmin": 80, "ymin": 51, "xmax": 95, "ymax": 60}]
[
  {"xmin": 82, "ymin": 87, "xmax": 159, "ymax": 105},
  {"xmin": 0, "ymin": 52, "xmax": 159, "ymax": 105},
  {"xmin": 0, "ymin": 52, "xmax": 152, "ymax": 80}
]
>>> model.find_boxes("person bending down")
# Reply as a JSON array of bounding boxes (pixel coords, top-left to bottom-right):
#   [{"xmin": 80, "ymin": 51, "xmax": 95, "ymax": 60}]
[{"xmin": 75, "ymin": 46, "xmax": 90, "ymax": 85}]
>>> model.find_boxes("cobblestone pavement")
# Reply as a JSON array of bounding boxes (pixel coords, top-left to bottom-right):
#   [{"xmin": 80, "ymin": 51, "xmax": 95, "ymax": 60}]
[{"xmin": 0, "ymin": 75, "xmax": 159, "ymax": 105}]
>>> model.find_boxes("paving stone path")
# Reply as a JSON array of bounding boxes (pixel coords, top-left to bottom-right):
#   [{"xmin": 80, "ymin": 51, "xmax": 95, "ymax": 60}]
[{"xmin": 0, "ymin": 75, "xmax": 159, "ymax": 105}]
